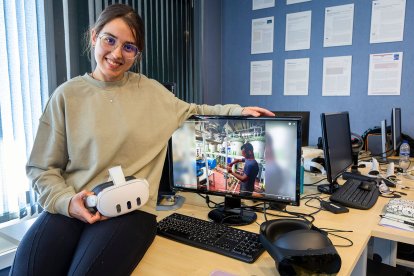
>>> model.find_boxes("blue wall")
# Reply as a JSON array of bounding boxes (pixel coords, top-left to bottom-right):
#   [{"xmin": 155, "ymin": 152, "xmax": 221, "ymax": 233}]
[{"xmin": 220, "ymin": 0, "xmax": 414, "ymax": 146}]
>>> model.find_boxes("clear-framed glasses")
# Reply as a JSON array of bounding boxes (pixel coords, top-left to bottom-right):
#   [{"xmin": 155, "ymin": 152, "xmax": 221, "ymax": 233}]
[{"xmin": 97, "ymin": 33, "xmax": 140, "ymax": 60}]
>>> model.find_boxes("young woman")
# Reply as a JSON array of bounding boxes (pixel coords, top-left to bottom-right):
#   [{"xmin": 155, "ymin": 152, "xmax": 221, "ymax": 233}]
[{"xmin": 10, "ymin": 4, "xmax": 274, "ymax": 275}]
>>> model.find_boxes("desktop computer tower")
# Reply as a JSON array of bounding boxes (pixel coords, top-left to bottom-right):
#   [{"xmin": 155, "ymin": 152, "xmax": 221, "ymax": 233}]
[{"xmin": 366, "ymin": 120, "xmax": 390, "ymax": 157}]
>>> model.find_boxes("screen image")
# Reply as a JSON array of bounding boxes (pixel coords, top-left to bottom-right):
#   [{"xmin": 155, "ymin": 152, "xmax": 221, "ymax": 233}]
[
  {"xmin": 171, "ymin": 116, "xmax": 300, "ymax": 205},
  {"xmin": 272, "ymin": 111, "xmax": 310, "ymax": 147}
]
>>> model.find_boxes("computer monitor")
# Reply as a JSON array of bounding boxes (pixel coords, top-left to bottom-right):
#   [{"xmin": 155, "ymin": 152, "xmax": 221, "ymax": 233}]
[
  {"xmin": 170, "ymin": 115, "xmax": 301, "ymax": 225},
  {"xmin": 318, "ymin": 112, "xmax": 354, "ymax": 194},
  {"xmin": 156, "ymin": 82, "xmax": 185, "ymax": 211},
  {"xmin": 272, "ymin": 111, "xmax": 310, "ymax": 146},
  {"xmin": 391, "ymin": 107, "xmax": 402, "ymax": 153}
]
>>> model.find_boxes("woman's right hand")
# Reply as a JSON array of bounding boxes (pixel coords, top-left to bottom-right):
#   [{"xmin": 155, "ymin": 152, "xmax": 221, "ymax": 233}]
[{"xmin": 68, "ymin": 190, "xmax": 105, "ymax": 224}]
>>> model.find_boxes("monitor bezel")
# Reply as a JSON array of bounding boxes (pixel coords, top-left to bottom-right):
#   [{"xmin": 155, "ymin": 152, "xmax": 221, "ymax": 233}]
[
  {"xmin": 272, "ymin": 111, "xmax": 310, "ymax": 147},
  {"xmin": 392, "ymin": 107, "xmax": 402, "ymax": 152},
  {"xmin": 157, "ymin": 82, "xmax": 177, "ymax": 200},
  {"xmin": 170, "ymin": 115, "xmax": 302, "ymax": 207},
  {"xmin": 320, "ymin": 112, "xmax": 354, "ymax": 187}
]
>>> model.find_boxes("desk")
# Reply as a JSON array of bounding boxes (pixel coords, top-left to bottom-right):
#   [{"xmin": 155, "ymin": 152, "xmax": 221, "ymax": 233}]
[{"xmin": 132, "ymin": 175, "xmax": 414, "ymax": 276}]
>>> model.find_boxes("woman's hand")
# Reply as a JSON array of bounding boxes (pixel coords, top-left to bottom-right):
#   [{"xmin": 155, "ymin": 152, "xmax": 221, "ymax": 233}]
[
  {"xmin": 242, "ymin": 107, "xmax": 275, "ymax": 117},
  {"xmin": 68, "ymin": 190, "xmax": 107, "ymax": 224}
]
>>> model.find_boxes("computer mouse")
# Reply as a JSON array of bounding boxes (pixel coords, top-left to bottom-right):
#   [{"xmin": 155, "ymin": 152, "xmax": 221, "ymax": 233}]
[{"xmin": 359, "ymin": 181, "xmax": 374, "ymax": 191}]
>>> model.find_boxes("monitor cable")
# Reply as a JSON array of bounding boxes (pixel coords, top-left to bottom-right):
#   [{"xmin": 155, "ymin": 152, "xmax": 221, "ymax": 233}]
[
  {"xmin": 263, "ymin": 201, "xmax": 354, "ymax": 247},
  {"xmin": 198, "ymin": 194, "xmax": 222, "ymax": 209},
  {"xmin": 259, "ymin": 203, "xmax": 316, "ymax": 224},
  {"xmin": 303, "ymin": 177, "xmax": 328, "ymax": 186}
]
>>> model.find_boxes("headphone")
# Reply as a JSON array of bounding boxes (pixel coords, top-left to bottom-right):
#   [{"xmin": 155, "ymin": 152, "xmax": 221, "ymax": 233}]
[{"xmin": 259, "ymin": 219, "xmax": 341, "ymax": 275}]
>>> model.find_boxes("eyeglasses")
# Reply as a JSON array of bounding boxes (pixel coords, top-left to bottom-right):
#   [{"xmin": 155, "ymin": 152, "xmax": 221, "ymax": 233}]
[{"xmin": 97, "ymin": 33, "xmax": 140, "ymax": 59}]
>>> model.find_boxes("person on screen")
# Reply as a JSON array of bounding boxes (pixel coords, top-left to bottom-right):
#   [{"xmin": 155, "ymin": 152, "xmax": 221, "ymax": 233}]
[
  {"xmin": 264, "ymin": 134, "xmax": 292, "ymax": 199},
  {"xmin": 227, "ymin": 142, "xmax": 260, "ymax": 196},
  {"xmin": 10, "ymin": 4, "xmax": 274, "ymax": 275}
]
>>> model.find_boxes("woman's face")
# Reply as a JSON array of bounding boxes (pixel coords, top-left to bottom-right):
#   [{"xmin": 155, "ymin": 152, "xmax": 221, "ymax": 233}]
[{"xmin": 91, "ymin": 18, "xmax": 138, "ymax": 82}]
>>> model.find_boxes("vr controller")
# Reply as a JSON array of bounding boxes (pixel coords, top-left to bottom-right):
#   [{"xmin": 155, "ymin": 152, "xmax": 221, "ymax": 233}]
[{"xmin": 84, "ymin": 166, "xmax": 150, "ymax": 217}]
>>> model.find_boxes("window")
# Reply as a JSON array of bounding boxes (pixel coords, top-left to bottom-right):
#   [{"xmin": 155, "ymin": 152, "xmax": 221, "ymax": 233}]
[
  {"xmin": 88, "ymin": 0, "xmax": 201, "ymax": 103},
  {"xmin": 0, "ymin": 0, "xmax": 48, "ymax": 224}
]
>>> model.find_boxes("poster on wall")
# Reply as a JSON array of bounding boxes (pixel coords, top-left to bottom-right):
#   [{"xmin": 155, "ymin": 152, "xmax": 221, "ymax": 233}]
[
  {"xmin": 370, "ymin": 0, "xmax": 406, "ymax": 43},
  {"xmin": 251, "ymin": 17, "xmax": 274, "ymax": 54},
  {"xmin": 284, "ymin": 58, "xmax": 309, "ymax": 96},
  {"xmin": 324, "ymin": 4, "xmax": 354, "ymax": 47},
  {"xmin": 322, "ymin": 56, "xmax": 352, "ymax": 96},
  {"xmin": 368, "ymin": 52, "xmax": 403, "ymax": 96},
  {"xmin": 287, "ymin": 0, "xmax": 311, "ymax": 4},
  {"xmin": 285, "ymin": 11, "xmax": 311, "ymax": 51},
  {"xmin": 253, "ymin": 0, "xmax": 275, "ymax": 10},
  {"xmin": 250, "ymin": 60, "xmax": 273, "ymax": 95}
]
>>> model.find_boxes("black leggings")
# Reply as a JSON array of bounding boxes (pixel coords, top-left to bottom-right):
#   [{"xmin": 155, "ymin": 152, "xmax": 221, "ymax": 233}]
[{"xmin": 9, "ymin": 210, "xmax": 156, "ymax": 276}]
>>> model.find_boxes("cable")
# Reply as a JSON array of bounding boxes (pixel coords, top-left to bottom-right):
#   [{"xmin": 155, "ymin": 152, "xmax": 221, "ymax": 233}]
[
  {"xmin": 303, "ymin": 177, "xmax": 327, "ymax": 186},
  {"xmin": 325, "ymin": 231, "xmax": 354, "ymax": 247},
  {"xmin": 358, "ymin": 146, "xmax": 395, "ymax": 162},
  {"xmin": 258, "ymin": 203, "xmax": 314, "ymax": 223},
  {"xmin": 197, "ymin": 193, "xmax": 222, "ymax": 209}
]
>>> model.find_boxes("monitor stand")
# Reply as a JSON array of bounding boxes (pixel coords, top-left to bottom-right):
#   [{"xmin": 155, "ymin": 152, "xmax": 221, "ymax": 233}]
[
  {"xmin": 208, "ymin": 196, "xmax": 256, "ymax": 226},
  {"xmin": 268, "ymin": 202, "xmax": 287, "ymax": 211},
  {"xmin": 317, "ymin": 182, "xmax": 340, "ymax": 195},
  {"xmin": 156, "ymin": 195, "xmax": 185, "ymax": 211}
]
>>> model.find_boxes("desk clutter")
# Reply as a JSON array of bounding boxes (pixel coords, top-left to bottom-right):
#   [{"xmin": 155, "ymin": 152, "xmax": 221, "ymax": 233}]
[
  {"xmin": 148, "ymin": 109, "xmax": 414, "ymax": 275},
  {"xmin": 379, "ymin": 198, "xmax": 414, "ymax": 232},
  {"xmin": 157, "ymin": 213, "xmax": 342, "ymax": 275}
]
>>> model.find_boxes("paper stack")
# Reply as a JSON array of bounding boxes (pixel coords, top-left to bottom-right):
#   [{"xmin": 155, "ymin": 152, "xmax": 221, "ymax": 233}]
[{"xmin": 379, "ymin": 198, "xmax": 414, "ymax": 232}]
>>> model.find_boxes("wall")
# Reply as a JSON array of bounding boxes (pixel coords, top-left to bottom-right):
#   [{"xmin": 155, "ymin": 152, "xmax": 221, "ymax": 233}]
[
  {"xmin": 202, "ymin": 0, "xmax": 223, "ymax": 105},
  {"xmin": 220, "ymin": 0, "xmax": 414, "ymax": 146}
]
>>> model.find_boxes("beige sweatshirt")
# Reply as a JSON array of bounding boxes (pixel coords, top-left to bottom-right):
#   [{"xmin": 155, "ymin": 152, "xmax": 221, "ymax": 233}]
[{"xmin": 26, "ymin": 72, "xmax": 243, "ymax": 217}]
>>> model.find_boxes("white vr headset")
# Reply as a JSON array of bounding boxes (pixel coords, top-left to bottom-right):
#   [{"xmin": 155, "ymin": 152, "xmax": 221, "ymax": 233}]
[{"xmin": 85, "ymin": 166, "xmax": 150, "ymax": 217}]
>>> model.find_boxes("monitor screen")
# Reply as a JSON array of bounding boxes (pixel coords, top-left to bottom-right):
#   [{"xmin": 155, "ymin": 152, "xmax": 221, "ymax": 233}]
[
  {"xmin": 272, "ymin": 111, "xmax": 310, "ymax": 147},
  {"xmin": 170, "ymin": 115, "xmax": 301, "ymax": 225},
  {"xmin": 318, "ymin": 112, "xmax": 353, "ymax": 194},
  {"xmin": 392, "ymin": 107, "xmax": 402, "ymax": 152}
]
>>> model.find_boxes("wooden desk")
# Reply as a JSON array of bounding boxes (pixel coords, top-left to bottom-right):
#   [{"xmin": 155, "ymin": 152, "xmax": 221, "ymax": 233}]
[{"xmin": 132, "ymin": 175, "xmax": 414, "ymax": 276}]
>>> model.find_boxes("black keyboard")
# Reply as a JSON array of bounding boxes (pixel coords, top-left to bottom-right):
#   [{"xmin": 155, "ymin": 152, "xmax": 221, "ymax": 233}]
[
  {"xmin": 157, "ymin": 213, "xmax": 265, "ymax": 263},
  {"xmin": 330, "ymin": 178, "xmax": 380, "ymax": 209}
]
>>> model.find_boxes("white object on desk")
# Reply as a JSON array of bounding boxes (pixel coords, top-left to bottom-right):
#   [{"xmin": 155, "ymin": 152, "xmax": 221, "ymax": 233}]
[{"xmin": 386, "ymin": 162, "xmax": 396, "ymax": 178}]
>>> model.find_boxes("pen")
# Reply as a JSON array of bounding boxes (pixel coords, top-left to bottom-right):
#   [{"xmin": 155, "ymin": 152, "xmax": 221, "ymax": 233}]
[{"xmin": 380, "ymin": 215, "xmax": 414, "ymax": 227}]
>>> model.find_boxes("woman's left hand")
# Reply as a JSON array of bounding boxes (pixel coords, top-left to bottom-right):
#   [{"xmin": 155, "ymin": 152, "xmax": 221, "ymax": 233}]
[{"xmin": 242, "ymin": 106, "xmax": 275, "ymax": 117}]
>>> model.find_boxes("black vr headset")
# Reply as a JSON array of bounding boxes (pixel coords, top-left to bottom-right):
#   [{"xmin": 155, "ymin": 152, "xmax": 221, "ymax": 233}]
[{"xmin": 259, "ymin": 219, "xmax": 341, "ymax": 276}]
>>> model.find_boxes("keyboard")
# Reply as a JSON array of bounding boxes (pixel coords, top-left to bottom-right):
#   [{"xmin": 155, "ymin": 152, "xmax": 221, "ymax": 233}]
[
  {"xmin": 157, "ymin": 213, "xmax": 265, "ymax": 263},
  {"xmin": 330, "ymin": 178, "xmax": 380, "ymax": 209}
]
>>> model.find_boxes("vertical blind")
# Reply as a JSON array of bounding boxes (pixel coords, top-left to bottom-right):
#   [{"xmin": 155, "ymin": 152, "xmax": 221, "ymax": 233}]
[
  {"xmin": 0, "ymin": 0, "xmax": 48, "ymax": 223},
  {"xmin": 89, "ymin": 0, "xmax": 200, "ymax": 103}
]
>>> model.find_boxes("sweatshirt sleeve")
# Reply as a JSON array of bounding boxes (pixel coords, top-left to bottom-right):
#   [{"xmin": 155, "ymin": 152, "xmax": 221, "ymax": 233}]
[
  {"xmin": 173, "ymin": 99, "xmax": 244, "ymax": 126},
  {"xmin": 148, "ymin": 79, "xmax": 244, "ymax": 126},
  {"xmin": 26, "ymin": 93, "xmax": 74, "ymax": 217}
]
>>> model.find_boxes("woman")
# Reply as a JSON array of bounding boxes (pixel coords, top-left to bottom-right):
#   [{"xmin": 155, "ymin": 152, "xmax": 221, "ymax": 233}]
[{"xmin": 10, "ymin": 4, "xmax": 274, "ymax": 275}]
